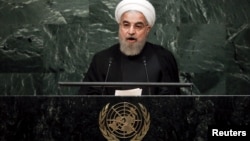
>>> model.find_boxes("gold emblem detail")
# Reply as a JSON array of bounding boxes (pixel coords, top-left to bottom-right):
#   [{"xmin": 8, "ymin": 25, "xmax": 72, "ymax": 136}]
[{"xmin": 99, "ymin": 102, "xmax": 150, "ymax": 141}]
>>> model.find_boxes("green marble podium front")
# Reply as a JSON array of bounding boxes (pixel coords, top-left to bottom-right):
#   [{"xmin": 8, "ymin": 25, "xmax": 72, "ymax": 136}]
[{"xmin": 0, "ymin": 96, "xmax": 249, "ymax": 141}]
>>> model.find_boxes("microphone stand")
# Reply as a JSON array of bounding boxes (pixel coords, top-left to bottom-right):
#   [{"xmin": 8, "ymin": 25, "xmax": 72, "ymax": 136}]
[
  {"xmin": 143, "ymin": 57, "xmax": 151, "ymax": 95},
  {"xmin": 101, "ymin": 57, "xmax": 113, "ymax": 95}
]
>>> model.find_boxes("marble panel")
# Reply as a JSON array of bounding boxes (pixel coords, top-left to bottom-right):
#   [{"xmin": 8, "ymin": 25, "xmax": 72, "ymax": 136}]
[{"xmin": 0, "ymin": 96, "xmax": 249, "ymax": 140}]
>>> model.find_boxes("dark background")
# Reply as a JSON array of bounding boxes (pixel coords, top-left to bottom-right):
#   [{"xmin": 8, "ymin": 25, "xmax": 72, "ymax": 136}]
[{"xmin": 0, "ymin": 96, "xmax": 249, "ymax": 141}]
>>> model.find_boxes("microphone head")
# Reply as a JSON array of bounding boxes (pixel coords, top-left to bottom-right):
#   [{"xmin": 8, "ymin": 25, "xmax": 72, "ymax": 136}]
[
  {"xmin": 142, "ymin": 56, "xmax": 147, "ymax": 64},
  {"xmin": 109, "ymin": 57, "xmax": 113, "ymax": 64}
]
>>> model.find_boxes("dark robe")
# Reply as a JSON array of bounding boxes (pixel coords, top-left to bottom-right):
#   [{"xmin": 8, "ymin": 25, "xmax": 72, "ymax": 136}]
[{"xmin": 78, "ymin": 42, "xmax": 180, "ymax": 95}]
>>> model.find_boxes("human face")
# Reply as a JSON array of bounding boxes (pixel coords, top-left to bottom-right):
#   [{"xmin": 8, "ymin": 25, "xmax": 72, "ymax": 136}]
[{"xmin": 118, "ymin": 11, "xmax": 151, "ymax": 56}]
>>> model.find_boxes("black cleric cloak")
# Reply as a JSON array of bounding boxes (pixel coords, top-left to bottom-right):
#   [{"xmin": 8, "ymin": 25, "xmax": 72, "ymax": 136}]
[{"xmin": 78, "ymin": 42, "xmax": 180, "ymax": 95}]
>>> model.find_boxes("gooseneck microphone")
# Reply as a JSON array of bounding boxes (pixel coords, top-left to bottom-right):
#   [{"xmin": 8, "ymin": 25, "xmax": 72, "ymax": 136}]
[
  {"xmin": 101, "ymin": 57, "xmax": 113, "ymax": 95},
  {"xmin": 142, "ymin": 56, "xmax": 151, "ymax": 95}
]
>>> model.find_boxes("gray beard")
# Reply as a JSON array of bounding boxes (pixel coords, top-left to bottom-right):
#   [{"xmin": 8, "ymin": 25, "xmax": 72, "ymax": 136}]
[{"xmin": 119, "ymin": 39, "xmax": 146, "ymax": 56}]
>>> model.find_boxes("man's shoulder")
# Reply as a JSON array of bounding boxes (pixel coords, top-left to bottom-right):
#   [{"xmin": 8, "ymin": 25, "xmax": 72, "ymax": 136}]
[
  {"xmin": 94, "ymin": 43, "xmax": 119, "ymax": 57},
  {"xmin": 147, "ymin": 42, "xmax": 173, "ymax": 54}
]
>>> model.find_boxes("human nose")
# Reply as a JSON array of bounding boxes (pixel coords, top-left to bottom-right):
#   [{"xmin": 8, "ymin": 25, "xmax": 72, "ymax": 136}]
[{"xmin": 128, "ymin": 26, "xmax": 136, "ymax": 35}]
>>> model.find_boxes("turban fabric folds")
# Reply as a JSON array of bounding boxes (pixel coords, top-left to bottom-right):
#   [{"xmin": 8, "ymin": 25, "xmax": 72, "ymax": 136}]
[{"xmin": 115, "ymin": 0, "xmax": 156, "ymax": 27}]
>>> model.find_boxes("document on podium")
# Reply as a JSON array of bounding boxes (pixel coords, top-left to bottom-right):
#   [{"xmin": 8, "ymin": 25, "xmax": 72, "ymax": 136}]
[{"xmin": 115, "ymin": 88, "xmax": 142, "ymax": 96}]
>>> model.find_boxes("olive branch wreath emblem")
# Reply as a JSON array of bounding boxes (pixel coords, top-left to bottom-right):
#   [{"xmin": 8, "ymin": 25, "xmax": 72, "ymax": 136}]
[{"xmin": 99, "ymin": 102, "xmax": 150, "ymax": 141}]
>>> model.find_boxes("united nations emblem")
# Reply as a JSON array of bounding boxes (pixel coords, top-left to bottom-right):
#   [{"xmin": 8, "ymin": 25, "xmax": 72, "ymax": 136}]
[{"xmin": 99, "ymin": 102, "xmax": 150, "ymax": 141}]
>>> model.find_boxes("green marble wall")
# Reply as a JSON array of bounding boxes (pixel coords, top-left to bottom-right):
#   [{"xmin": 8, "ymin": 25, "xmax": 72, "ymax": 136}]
[{"xmin": 0, "ymin": 0, "xmax": 249, "ymax": 95}]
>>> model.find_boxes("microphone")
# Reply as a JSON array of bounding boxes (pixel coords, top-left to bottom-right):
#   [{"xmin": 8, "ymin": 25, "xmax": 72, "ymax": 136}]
[
  {"xmin": 142, "ymin": 56, "xmax": 151, "ymax": 95},
  {"xmin": 101, "ymin": 57, "xmax": 113, "ymax": 95}
]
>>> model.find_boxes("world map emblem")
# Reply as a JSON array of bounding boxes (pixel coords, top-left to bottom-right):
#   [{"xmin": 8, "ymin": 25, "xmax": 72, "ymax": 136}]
[{"xmin": 99, "ymin": 102, "xmax": 150, "ymax": 141}]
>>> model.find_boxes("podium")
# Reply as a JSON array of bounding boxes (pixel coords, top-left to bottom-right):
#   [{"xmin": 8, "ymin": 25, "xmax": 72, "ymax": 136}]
[
  {"xmin": 58, "ymin": 82, "xmax": 194, "ymax": 95},
  {"xmin": 0, "ymin": 95, "xmax": 250, "ymax": 141}
]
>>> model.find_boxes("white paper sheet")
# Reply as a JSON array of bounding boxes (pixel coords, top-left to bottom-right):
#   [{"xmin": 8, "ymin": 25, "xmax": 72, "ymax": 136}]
[{"xmin": 115, "ymin": 88, "xmax": 142, "ymax": 96}]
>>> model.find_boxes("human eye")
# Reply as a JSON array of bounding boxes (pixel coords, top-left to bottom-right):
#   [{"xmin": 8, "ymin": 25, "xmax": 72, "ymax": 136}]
[
  {"xmin": 122, "ymin": 22, "xmax": 130, "ymax": 29},
  {"xmin": 135, "ymin": 23, "xmax": 144, "ymax": 30}
]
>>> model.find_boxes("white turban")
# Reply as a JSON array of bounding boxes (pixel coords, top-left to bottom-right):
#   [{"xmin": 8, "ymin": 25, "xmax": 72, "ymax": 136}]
[{"xmin": 115, "ymin": 0, "xmax": 156, "ymax": 27}]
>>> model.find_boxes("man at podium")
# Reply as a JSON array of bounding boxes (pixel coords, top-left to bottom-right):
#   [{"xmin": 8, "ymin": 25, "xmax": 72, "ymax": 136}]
[{"xmin": 79, "ymin": 0, "xmax": 180, "ymax": 95}]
